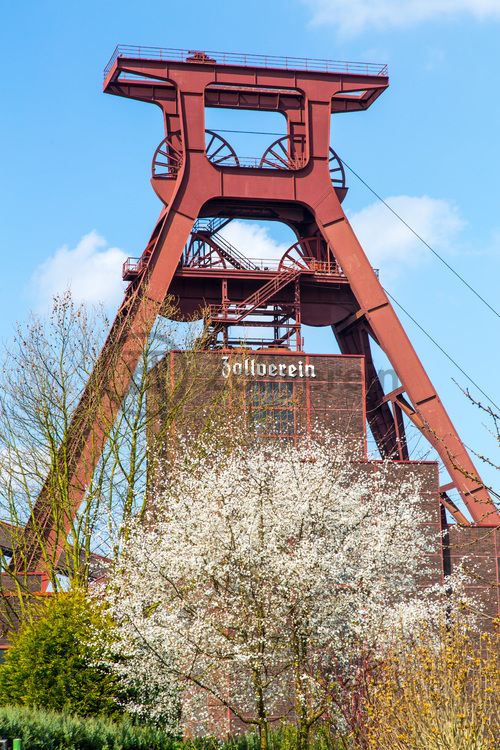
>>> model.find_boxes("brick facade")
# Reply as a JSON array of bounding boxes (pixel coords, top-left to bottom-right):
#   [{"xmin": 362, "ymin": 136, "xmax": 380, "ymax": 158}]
[
  {"xmin": 150, "ymin": 349, "xmax": 500, "ymax": 630},
  {"xmin": 148, "ymin": 349, "xmax": 499, "ymax": 735},
  {"xmin": 446, "ymin": 526, "xmax": 500, "ymax": 621},
  {"xmin": 150, "ymin": 350, "xmax": 367, "ymax": 456}
]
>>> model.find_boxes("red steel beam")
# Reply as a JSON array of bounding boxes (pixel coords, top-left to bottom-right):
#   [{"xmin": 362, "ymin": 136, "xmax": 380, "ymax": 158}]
[{"xmin": 18, "ymin": 49, "xmax": 498, "ymax": 582}]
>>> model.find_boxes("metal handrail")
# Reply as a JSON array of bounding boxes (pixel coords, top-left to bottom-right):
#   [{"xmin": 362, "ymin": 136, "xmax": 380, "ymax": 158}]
[
  {"xmin": 210, "ymin": 268, "xmax": 302, "ymax": 322},
  {"xmin": 193, "ymin": 217, "xmax": 231, "ymax": 235},
  {"xmin": 123, "ymin": 257, "xmax": 142, "ymax": 274},
  {"xmin": 210, "ymin": 233, "xmax": 259, "ymax": 271},
  {"xmin": 104, "ymin": 45, "xmax": 388, "ymax": 80},
  {"xmin": 185, "ymin": 233, "xmax": 258, "ymax": 272},
  {"xmin": 228, "ymin": 155, "xmax": 307, "ymax": 170},
  {"xmin": 126, "ymin": 253, "xmax": 377, "ymax": 280}
]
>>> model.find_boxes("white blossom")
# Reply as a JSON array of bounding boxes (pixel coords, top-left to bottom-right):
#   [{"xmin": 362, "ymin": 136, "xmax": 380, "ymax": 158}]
[{"xmin": 103, "ymin": 431, "xmax": 468, "ymax": 739}]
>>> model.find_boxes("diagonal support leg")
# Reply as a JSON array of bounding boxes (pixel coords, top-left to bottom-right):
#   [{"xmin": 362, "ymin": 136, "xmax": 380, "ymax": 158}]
[
  {"xmin": 333, "ymin": 321, "xmax": 402, "ymax": 459},
  {"xmin": 315, "ymin": 202, "xmax": 500, "ymax": 525},
  {"xmin": 17, "ymin": 207, "xmax": 197, "ymax": 579}
]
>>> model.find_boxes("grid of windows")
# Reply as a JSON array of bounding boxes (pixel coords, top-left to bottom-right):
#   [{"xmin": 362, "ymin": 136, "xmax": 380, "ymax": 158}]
[{"xmin": 246, "ymin": 381, "xmax": 295, "ymax": 437}]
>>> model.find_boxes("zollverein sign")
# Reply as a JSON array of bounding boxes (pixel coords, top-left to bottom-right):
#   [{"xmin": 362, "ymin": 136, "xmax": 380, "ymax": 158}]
[{"xmin": 222, "ymin": 356, "xmax": 317, "ymax": 379}]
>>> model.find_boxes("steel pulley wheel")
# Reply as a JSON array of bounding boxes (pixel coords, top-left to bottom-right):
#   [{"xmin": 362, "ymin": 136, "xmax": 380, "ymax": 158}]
[
  {"xmin": 259, "ymin": 135, "xmax": 306, "ymax": 170},
  {"xmin": 278, "ymin": 238, "xmax": 323, "ymax": 271},
  {"xmin": 329, "ymin": 148, "xmax": 346, "ymax": 190},
  {"xmin": 152, "ymin": 135, "xmax": 183, "ymax": 178},
  {"xmin": 205, "ymin": 130, "xmax": 240, "ymax": 166}
]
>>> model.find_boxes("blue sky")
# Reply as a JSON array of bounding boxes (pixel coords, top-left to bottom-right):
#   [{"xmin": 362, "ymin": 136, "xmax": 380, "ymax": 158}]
[{"xmin": 1, "ymin": 0, "xmax": 499, "ymax": 496}]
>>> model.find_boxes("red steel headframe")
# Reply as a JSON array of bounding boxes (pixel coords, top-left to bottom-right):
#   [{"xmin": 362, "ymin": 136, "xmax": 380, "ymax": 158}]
[{"xmin": 17, "ymin": 45, "xmax": 499, "ymax": 582}]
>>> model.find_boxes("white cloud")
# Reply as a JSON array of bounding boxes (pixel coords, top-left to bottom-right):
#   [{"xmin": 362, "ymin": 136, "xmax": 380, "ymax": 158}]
[
  {"xmin": 219, "ymin": 221, "xmax": 290, "ymax": 261},
  {"xmin": 303, "ymin": 0, "xmax": 500, "ymax": 36},
  {"xmin": 31, "ymin": 231, "xmax": 127, "ymax": 309},
  {"xmin": 348, "ymin": 195, "xmax": 464, "ymax": 277},
  {"xmin": 30, "ymin": 206, "xmax": 462, "ymax": 312},
  {"xmin": 217, "ymin": 204, "xmax": 463, "ymax": 279}
]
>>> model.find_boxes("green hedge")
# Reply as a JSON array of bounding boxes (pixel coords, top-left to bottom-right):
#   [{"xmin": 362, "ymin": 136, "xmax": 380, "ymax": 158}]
[
  {"xmin": 0, "ymin": 706, "xmax": 177, "ymax": 750},
  {"xmin": 0, "ymin": 707, "xmax": 347, "ymax": 750}
]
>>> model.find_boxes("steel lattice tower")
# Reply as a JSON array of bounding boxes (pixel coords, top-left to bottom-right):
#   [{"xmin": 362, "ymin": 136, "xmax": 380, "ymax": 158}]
[{"xmin": 12, "ymin": 45, "xmax": 499, "ymax": 586}]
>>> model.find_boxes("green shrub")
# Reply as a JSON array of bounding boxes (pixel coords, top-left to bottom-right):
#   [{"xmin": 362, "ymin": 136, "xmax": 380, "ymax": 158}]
[
  {"xmin": 0, "ymin": 705, "xmax": 177, "ymax": 750},
  {"xmin": 0, "ymin": 590, "xmax": 122, "ymax": 718},
  {"xmin": 183, "ymin": 726, "xmax": 347, "ymax": 750},
  {"xmin": 0, "ymin": 710, "xmax": 348, "ymax": 750}
]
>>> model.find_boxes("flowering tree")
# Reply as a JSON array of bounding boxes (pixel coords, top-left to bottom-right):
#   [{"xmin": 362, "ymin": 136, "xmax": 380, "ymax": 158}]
[{"xmin": 105, "ymin": 432, "xmax": 460, "ymax": 747}]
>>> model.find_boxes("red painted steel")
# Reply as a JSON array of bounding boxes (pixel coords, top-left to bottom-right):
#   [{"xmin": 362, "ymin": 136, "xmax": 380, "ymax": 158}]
[
  {"xmin": 16, "ymin": 46, "xmax": 499, "ymax": 583},
  {"xmin": 103, "ymin": 45, "xmax": 389, "ymax": 79}
]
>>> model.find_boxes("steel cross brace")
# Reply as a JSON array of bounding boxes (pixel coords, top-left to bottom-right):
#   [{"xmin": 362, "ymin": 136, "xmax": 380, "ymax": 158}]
[{"xmin": 15, "ymin": 51, "xmax": 498, "ymax": 582}]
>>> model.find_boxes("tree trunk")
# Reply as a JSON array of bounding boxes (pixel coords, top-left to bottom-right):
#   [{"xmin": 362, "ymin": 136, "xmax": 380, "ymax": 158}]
[{"xmin": 258, "ymin": 719, "xmax": 269, "ymax": 750}]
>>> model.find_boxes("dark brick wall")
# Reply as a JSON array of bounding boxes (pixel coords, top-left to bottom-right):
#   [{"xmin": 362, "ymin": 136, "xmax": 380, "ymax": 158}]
[
  {"xmin": 150, "ymin": 351, "xmax": 367, "ymax": 456},
  {"xmin": 447, "ymin": 525, "xmax": 500, "ymax": 622},
  {"xmin": 149, "ymin": 350, "xmax": 498, "ymax": 637},
  {"xmin": 154, "ymin": 350, "xmax": 499, "ymax": 736},
  {"xmin": 352, "ymin": 460, "xmax": 443, "ymax": 589}
]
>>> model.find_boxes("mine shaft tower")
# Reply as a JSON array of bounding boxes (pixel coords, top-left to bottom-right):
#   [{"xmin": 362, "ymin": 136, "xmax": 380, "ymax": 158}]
[{"xmin": 16, "ymin": 45, "xmax": 500, "ymax": 582}]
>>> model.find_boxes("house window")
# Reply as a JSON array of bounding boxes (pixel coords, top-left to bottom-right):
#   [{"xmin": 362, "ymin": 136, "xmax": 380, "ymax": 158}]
[{"xmin": 246, "ymin": 381, "xmax": 295, "ymax": 437}]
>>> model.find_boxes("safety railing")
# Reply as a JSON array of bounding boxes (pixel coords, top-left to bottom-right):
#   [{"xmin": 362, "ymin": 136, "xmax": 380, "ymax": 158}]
[
  {"xmin": 193, "ymin": 217, "xmax": 232, "ymax": 235},
  {"xmin": 184, "ymin": 234, "xmax": 258, "ymax": 272},
  {"xmin": 210, "ymin": 268, "xmax": 302, "ymax": 323},
  {"xmin": 183, "ymin": 256, "xmax": 378, "ymax": 276},
  {"xmin": 104, "ymin": 45, "xmax": 388, "ymax": 80},
  {"xmin": 125, "ymin": 254, "xmax": 377, "ymax": 280},
  {"xmin": 183, "ymin": 256, "xmax": 281, "ymax": 272},
  {"xmin": 122, "ymin": 257, "xmax": 142, "ymax": 280},
  {"xmin": 227, "ymin": 155, "xmax": 307, "ymax": 170},
  {"xmin": 210, "ymin": 233, "xmax": 259, "ymax": 271}
]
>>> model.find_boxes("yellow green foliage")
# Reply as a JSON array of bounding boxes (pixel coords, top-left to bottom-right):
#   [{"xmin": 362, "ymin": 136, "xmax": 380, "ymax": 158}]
[
  {"xmin": 0, "ymin": 589, "xmax": 122, "ymax": 718},
  {"xmin": 365, "ymin": 622, "xmax": 500, "ymax": 750}
]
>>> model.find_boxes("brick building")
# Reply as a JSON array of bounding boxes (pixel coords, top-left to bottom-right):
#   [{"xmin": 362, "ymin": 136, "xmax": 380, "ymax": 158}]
[{"xmin": 150, "ymin": 348, "xmax": 500, "ymax": 635}]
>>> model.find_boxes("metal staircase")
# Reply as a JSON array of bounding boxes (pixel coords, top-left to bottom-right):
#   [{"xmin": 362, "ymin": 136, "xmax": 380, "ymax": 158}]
[
  {"xmin": 210, "ymin": 268, "xmax": 303, "ymax": 323},
  {"xmin": 193, "ymin": 217, "xmax": 233, "ymax": 235},
  {"xmin": 186, "ymin": 231, "xmax": 259, "ymax": 271}
]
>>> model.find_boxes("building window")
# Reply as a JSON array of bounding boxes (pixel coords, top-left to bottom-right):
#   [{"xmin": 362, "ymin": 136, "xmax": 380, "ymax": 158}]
[{"xmin": 246, "ymin": 381, "xmax": 295, "ymax": 437}]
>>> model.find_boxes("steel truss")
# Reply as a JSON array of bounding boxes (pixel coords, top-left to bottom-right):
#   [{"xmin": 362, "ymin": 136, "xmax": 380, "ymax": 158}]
[{"xmin": 11, "ymin": 47, "xmax": 499, "ymax": 584}]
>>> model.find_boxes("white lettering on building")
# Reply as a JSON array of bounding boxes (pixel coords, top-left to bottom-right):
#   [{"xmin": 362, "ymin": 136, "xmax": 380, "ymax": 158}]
[{"xmin": 221, "ymin": 356, "xmax": 316, "ymax": 379}]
